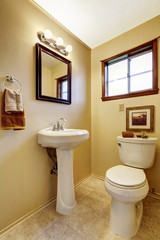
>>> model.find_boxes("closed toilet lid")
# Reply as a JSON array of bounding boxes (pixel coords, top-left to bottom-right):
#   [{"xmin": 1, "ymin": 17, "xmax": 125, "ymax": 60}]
[{"xmin": 106, "ymin": 165, "xmax": 146, "ymax": 187}]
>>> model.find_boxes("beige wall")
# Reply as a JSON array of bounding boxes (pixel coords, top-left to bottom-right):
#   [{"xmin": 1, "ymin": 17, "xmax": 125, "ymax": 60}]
[
  {"xmin": 42, "ymin": 63, "xmax": 68, "ymax": 97},
  {"xmin": 0, "ymin": 0, "xmax": 91, "ymax": 233},
  {"xmin": 91, "ymin": 16, "xmax": 160, "ymax": 193},
  {"xmin": 42, "ymin": 66, "xmax": 53, "ymax": 96}
]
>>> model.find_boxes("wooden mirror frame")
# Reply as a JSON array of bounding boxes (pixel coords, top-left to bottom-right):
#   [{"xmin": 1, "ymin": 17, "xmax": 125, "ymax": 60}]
[{"xmin": 36, "ymin": 43, "xmax": 71, "ymax": 104}]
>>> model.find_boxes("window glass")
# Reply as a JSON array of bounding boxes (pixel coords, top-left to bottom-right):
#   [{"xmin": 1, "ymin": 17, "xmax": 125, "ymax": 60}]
[
  {"xmin": 108, "ymin": 59, "xmax": 128, "ymax": 96},
  {"xmin": 62, "ymin": 81, "xmax": 67, "ymax": 92},
  {"xmin": 130, "ymin": 72, "xmax": 152, "ymax": 92},
  {"xmin": 101, "ymin": 40, "xmax": 158, "ymax": 101},
  {"xmin": 130, "ymin": 51, "xmax": 152, "ymax": 75},
  {"xmin": 62, "ymin": 93, "xmax": 67, "ymax": 100},
  {"xmin": 130, "ymin": 51, "xmax": 153, "ymax": 92},
  {"xmin": 62, "ymin": 81, "xmax": 68, "ymax": 100}
]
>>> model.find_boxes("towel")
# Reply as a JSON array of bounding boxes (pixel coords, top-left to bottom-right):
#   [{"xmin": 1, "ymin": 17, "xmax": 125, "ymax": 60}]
[
  {"xmin": 5, "ymin": 88, "xmax": 23, "ymax": 113},
  {"xmin": 1, "ymin": 89, "xmax": 25, "ymax": 130}
]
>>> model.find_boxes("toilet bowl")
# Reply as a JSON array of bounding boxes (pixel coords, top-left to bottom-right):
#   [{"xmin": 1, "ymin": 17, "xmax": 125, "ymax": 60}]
[
  {"xmin": 104, "ymin": 136, "xmax": 157, "ymax": 238},
  {"xmin": 105, "ymin": 165, "xmax": 149, "ymax": 238}
]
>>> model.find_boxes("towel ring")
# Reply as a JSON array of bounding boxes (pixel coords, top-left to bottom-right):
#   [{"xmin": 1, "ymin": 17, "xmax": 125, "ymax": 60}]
[{"xmin": 3, "ymin": 76, "xmax": 22, "ymax": 92}]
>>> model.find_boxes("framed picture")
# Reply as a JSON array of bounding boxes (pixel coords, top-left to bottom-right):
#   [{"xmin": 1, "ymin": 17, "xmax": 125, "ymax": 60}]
[{"xmin": 126, "ymin": 105, "xmax": 154, "ymax": 132}]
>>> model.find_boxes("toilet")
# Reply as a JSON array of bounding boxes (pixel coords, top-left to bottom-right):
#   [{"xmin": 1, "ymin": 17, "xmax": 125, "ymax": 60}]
[{"xmin": 105, "ymin": 136, "xmax": 157, "ymax": 238}]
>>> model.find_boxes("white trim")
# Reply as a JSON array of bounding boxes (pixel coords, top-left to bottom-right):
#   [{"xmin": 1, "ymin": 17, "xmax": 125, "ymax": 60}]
[
  {"xmin": 148, "ymin": 191, "xmax": 160, "ymax": 200},
  {"xmin": 0, "ymin": 174, "xmax": 91, "ymax": 237}
]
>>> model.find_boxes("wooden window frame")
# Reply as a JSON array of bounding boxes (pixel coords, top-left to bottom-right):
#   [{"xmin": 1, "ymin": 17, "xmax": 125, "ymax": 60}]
[
  {"xmin": 56, "ymin": 75, "xmax": 68, "ymax": 99},
  {"xmin": 101, "ymin": 39, "xmax": 158, "ymax": 101}
]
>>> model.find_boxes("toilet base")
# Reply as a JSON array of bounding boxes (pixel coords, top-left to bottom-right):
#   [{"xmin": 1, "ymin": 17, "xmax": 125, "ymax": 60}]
[{"xmin": 109, "ymin": 198, "xmax": 143, "ymax": 238}]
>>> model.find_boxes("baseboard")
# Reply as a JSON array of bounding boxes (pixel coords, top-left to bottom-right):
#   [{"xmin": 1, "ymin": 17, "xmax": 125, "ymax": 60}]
[
  {"xmin": 91, "ymin": 173, "xmax": 105, "ymax": 181},
  {"xmin": 0, "ymin": 196, "xmax": 56, "ymax": 237},
  {"xmin": 0, "ymin": 174, "xmax": 91, "ymax": 237},
  {"xmin": 74, "ymin": 173, "xmax": 92, "ymax": 187},
  {"xmin": 148, "ymin": 191, "xmax": 160, "ymax": 200}
]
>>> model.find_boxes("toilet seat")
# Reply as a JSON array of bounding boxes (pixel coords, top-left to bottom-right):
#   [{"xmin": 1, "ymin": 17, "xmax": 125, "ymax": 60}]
[
  {"xmin": 105, "ymin": 165, "xmax": 149, "ymax": 201},
  {"xmin": 106, "ymin": 165, "xmax": 146, "ymax": 189}
]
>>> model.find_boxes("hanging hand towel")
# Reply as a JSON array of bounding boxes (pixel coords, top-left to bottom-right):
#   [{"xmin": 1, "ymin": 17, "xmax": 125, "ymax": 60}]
[
  {"xmin": 16, "ymin": 90, "xmax": 23, "ymax": 112},
  {"xmin": 1, "ymin": 89, "xmax": 25, "ymax": 130},
  {"xmin": 5, "ymin": 88, "xmax": 23, "ymax": 113}
]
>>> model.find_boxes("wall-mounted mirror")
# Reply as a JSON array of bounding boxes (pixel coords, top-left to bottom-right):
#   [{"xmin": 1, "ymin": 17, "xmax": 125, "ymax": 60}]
[{"xmin": 36, "ymin": 43, "xmax": 71, "ymax": 104}]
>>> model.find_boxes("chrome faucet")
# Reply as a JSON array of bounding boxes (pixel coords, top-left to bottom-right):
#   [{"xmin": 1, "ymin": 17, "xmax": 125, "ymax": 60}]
[
  {"xmin": 50, "ymin": 118, "xmax": 66, "ymax": 131},
  {"xmin": 57, "ymin": 118, "xmax": 66, "ymax": 130}
]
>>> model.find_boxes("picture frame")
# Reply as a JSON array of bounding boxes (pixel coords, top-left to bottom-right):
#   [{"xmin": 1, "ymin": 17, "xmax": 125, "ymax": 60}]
[{"xmin": 126, "ymin": 105, "xmax": 154, "ymax": 132}]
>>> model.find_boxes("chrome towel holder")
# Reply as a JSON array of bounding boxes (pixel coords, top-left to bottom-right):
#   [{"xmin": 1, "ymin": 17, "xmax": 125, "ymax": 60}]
[{"xmin": 3, "ymin": 76, "xmax": 22, "ymax": 92}]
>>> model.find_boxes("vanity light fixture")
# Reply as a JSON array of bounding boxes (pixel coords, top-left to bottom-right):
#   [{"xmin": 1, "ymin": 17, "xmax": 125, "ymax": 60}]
[
  {"xmin": 44, "ymin": 29, "xmax": 52, "ymax": 39},
  {"xmin": 37, "ymin": 29, "xmax": 72, "ymax": 56},
  {"xmin": 56, "ymin": 37, "xmax": 64, "ymax": 46}
]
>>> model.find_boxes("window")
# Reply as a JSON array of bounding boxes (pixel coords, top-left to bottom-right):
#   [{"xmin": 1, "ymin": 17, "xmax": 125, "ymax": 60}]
[
  {"xmin": 101, "ymin": 39, "xmax": 158, "ymax": 101},
  {"xmin": 57, "ymin": 75, "xmax": 68, "ymax": 100}
]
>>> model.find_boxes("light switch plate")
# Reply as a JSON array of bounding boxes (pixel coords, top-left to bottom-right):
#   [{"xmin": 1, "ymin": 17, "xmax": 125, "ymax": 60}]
[{"xmin": 119, "ymin": 103, "xmax": 124, "ymax": 111}]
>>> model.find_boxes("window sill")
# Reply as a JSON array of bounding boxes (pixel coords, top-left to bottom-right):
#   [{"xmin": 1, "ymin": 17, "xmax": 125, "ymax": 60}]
[{"xmin": 101, "ymin": 89, "xmax": 159, "ymax": 101}]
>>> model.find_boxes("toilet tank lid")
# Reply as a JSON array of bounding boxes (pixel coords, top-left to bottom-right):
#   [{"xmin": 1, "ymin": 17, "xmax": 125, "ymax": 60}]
[
  {"xmin": 106, "ymin": 165, "xmax": 146, "ymax": 187},
  {"xmin": 117, "ymin": 136, "xmax": 157, "ymax": 144}
]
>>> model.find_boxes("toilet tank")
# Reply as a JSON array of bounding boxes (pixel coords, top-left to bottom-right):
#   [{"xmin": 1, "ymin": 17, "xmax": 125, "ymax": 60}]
[{"xmin": 117, "ymin": 136, "xmax": 157, "ymax": 169}]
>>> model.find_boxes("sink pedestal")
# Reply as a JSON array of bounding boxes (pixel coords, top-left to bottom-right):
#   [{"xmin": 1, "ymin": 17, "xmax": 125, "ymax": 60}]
[
  {"xmin": 56, "ymin": 148, "xmax": 76, "ymax": 215},
  {"xmin": 38, "ymin": 127, "xmax": 89, "ymax": 215}
]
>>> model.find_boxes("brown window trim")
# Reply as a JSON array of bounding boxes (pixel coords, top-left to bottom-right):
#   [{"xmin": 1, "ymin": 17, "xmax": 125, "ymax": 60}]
[
  {"xmin": 56, "ymin": 75, "xmax": 68, "ymax": 99},
  {"xmin": 101, "ymin": 39, "xmax": 159, "ymax": 101}
]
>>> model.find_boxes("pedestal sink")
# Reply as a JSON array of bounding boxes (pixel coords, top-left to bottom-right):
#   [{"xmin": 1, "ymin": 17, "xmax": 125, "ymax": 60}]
[{"xmin": 38, "ymin": 127, "xmax": 89, "ymax": 215}]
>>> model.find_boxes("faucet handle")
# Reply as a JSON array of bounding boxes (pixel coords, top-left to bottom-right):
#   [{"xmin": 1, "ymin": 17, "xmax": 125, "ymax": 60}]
[{"xmin": 49, "ymin": 122, "xmax": 56, "ymax": 131}]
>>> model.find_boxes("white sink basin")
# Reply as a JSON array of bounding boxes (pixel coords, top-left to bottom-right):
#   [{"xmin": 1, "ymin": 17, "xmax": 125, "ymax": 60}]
[
  {"xmin": 38, "ymin": 127, "xmax": 89, "ymax": 215},
  {"xmin": 38, "ymin": 127, "xmax": 89, "ymax": 149}
]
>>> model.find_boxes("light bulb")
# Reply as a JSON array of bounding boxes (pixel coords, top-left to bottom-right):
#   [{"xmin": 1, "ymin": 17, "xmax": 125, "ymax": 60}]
[
  {"xmin": 66, "ymin": 45, "xmax": 72, "ymax": 53},
  {"xmin": 56, "ymin": 37, "xmax": 64, "ymax": 46},
  {"xmin": 44, "ymin": 29, "xmax": 52, "ymax": 39}
]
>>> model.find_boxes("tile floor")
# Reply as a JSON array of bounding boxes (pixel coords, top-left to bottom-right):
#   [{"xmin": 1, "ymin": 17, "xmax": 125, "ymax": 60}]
[{"xmin": 1, "ymin": 176, "xmax": 160, "ymax": 240}]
